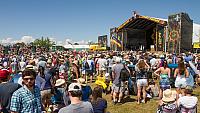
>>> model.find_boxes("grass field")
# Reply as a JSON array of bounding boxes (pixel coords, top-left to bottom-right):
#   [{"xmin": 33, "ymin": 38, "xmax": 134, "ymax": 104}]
[{"xmin": 90, "ymin": 83, "xmax": 200, "ymax": 113}]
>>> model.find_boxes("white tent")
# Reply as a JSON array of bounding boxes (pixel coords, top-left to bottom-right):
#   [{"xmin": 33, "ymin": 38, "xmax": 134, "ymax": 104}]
[{"xmin": 64, "ymin": 44, "xmax": 89, "ymax": 49}]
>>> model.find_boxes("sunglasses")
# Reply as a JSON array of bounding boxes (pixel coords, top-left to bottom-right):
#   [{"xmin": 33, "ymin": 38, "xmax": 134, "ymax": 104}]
[{"xmin": 23, "ymin": 78, "xmax": 35, "ymax": 81}]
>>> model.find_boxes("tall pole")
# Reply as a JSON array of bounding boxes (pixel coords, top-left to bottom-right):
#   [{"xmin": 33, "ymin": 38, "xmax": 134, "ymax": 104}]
[
  {"xmin": 156, "ymin": 25, "xmax": 158, "ymax": 51},
  {"xmin": 164, "ymin": 26, "xmax": 168, "ymax": 53},
  {"xmin": 122, "ymin": 30, "xmax": 124, "ymax": 51},
  {"xmin": 179, "ymin": 13, "xmax": 181, "ymax": 54}
]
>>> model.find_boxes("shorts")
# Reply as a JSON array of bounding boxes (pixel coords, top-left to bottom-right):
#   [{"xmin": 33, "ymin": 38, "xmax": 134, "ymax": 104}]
[
  {"xmin": 160, "ymin": 85, "xmax": 171, "ymax": 90},
  {"xmin": 112, "ymin": 83, "xmax": 125, "ymax": 93},
  {"xmin": 137, "ymin": 79, "xmax": 148, "ymax": 87},
  {"xmin": 86, "ymin": 70, "xmax": 93, "ymax": 75},
  {"xmin": 160, "ymin": 78, "xmax": 170, "ymax": 90},
  {"xmin": 175, "ymin": 77, "xmax": 187, "ymax": 88}
]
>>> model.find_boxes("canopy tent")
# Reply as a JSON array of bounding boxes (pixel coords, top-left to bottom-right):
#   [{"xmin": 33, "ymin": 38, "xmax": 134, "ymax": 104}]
[{"xmin": 111, "ymin": 14, "xmax": 167, "ymax": 51}]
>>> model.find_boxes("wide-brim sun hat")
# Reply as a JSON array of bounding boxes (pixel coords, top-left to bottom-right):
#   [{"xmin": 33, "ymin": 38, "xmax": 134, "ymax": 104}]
[
  {"xmin": 162, "ymin": 89, "xmax": 175, "ymax": 102},
  {"xmin": 55, "ymin": 79, "xmax": 66, "ymax": 87},
  {"xmin": 77, "ymin": 78, "xmax": 87, "ymax": 86}
]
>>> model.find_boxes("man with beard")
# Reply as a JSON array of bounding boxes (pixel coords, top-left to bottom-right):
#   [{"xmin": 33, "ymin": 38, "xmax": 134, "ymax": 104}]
[{"xmin": 10, "ymin": 67, "xmax": 43, "ymax": 113}]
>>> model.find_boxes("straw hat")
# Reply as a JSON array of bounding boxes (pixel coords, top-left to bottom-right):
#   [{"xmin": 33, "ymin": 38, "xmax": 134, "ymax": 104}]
[
  {"xmin": 26, "ymin": 65, "xmax": 34, "ymax": 69},
  {"xmin": 77, "ymin": 78, "xmax": 87, "ymax": 86},
  {"xmin": 162, "ymin": 89, "xmax": 175, "ymax": 102},
  {"xmin": 55, "ymin": 79, "xmax": 66, "ymax": 87}
]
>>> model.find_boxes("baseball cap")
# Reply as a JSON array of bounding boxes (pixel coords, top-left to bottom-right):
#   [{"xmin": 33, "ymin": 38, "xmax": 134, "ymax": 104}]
[
  {"xmin": 68, "ymin": 83, "xmax": 82, "ymax": 92},
  {"xmin": 0, "ymin": 69, "xmax": 9, "ymax": 79}
]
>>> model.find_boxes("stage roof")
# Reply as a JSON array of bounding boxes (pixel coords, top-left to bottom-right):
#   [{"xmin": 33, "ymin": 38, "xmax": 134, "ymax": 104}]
[{"xmin": 117, "ymin": 15, "xmax": 167, "ymax": 31}]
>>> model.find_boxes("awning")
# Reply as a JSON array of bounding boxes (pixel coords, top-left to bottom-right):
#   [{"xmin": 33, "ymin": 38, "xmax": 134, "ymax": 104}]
[{"xmin": 117, "ymin": 15, "xmax": 167, "ymax": 31}]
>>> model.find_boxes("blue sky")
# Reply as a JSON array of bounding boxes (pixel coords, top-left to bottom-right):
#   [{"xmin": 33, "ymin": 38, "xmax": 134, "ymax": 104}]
[{"xmin": 0, "ymin": 0, "xmax": 199, "ymax": 44}]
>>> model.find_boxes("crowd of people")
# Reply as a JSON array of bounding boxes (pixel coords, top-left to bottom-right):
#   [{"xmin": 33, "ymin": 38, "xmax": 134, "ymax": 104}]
[{"xmin": 0, "ymin": 50, "xmax": 199, "ymax": 113}]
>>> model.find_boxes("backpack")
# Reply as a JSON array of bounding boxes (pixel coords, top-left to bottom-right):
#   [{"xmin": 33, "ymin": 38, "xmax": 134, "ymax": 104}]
[
  {"xmin": 85, "ymin": 60, "xmax": 90, "ymax": 69},
  {"xmin": 120, "ymin": 66, "xmax": 130, "ymax": 82}
]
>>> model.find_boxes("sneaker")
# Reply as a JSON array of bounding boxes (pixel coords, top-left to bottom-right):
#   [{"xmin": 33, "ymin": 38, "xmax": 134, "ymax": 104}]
[
  {"xmin": 141, "ymin": 99, "xmax": 146, "ymax": 103},
  {"xmin": 147, "ymin": 94, "xmax": 152, "ymax": 98},
  {"xmin": 118, "ymin": 100, "xmax": 121, "ymax": 103}
]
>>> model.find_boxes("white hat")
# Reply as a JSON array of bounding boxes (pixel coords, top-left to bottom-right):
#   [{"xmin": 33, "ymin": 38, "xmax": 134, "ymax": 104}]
[
  {"xmin": 55, "ymin": 79, "xmax": 66, "ymax": 87},
  {"xmin": 68, "ymin": 83, "xmax": 82, "ymax": 92},
  {"xmin": 77, "ymin": 78, "xmax": 87, "ymax": 86},
  {"xmin": 162, "ymin": 89, "xmax": 175, "ymax": 102}
]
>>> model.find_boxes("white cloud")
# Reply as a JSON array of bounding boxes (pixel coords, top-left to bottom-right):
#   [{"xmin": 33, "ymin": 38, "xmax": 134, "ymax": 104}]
[
  {"xmin": 20, "ymin": 36, "xmax": 35, "ymax": 43},
  {"xmin": 0, "ymin": 36, "xmax": 35, "ymax": 45},
  {"xmin": 49, "ymin": 37, "xmax": 56, "ymax": 42},
  {"xmin": 57, "ymin": 41, "xmax": 64, "ymax": 46},
  {"xmin": 0, "ymin": 38, "xmax": 13, "ymax": 45},
  {"xmin": 75, "ymin": 40, "xmax": 89, "ymax": 45},
  {"xmin": 0, "ymin": 36, "xmax": 91, "ymax": 46}
]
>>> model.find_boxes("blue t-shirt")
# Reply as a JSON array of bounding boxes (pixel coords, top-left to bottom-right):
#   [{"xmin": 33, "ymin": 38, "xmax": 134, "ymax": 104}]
[
  {"xmin": 43, "ymin": 69, "xmax": 52, "ymax": 90},
  {"xmin": 51, "ymin": 88, "xmax": 65, "ymax": 104},
  {"xmin": 82, "ymin": 85, "xmax": 92, "ymax": 101},
  {"xmin": 11, "ymin": 73, "xmax": 22, "ymax": 84},
  {"xmin": 91, "ymin": 98, "xmax": 107, "ymax": 113}
]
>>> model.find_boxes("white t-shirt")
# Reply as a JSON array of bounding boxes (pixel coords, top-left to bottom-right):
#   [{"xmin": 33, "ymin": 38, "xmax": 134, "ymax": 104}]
[
  {"xmin": 178, "ymin": 96, "xmax": 198, "ymax": 108},
  {"xmin": 97, "ymin": 58, "xmax": 107, "ymax": 71},
  {"xmin": 150, "ymin": 58, "xmax": 157, "ymax": 67}
]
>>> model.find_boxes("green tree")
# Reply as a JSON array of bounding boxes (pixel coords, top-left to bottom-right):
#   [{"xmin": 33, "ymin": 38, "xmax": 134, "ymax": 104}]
[{"xmin": 33, "ymin": 37, "xmax": 55, "ymax": 50}]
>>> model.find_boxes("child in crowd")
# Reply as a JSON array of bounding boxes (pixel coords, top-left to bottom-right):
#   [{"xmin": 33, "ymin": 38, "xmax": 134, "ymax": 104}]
[
  {"xmin": 146, "ymin": 80, "xmax": 159, "ymax": 99},
  {"xmin": 95, "ymin": 71, "xmax": 112, "ymax": 94}
]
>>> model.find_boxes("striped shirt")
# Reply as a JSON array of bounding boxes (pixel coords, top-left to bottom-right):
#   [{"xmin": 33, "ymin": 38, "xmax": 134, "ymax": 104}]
[{"xmin": 10, "ymin": 85, "xmax": 42, "ymax": 113}]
